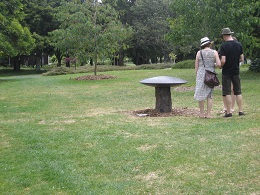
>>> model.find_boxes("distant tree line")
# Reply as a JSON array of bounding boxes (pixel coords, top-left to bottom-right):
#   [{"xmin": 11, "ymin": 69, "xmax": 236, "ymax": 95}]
[{"xmin": 0, "ymin": 0, "xmax": 259, "ymax": 72}]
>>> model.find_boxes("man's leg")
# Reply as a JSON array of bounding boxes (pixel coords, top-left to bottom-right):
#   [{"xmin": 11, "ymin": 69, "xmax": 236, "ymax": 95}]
[
  {"xmin": 222, "ymin": 96, "xmax": 227, "ymax": 112},
  {"xmin": 231, "ymin": 83, "xmax": 235, "ymax": 112},
  {"xmin": 236, "ymin": 95, "xmax": 243, "ymax": 113},
  {"xmin": 232, "ymin": 75, "xmax": 244, "ymax": 115},
  {"xmin": 222, "ymin": 75, "xmax": 232, "ymax": 117},
  {"xmin": 225, "ymin": 95, "xmax": 232, "ymax": 114}
]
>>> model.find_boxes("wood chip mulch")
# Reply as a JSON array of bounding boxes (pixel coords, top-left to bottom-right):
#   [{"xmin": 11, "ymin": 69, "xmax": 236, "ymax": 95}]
[{"xmin": 72, "ymin": 76, "xmax": 220, "ymax": 117}]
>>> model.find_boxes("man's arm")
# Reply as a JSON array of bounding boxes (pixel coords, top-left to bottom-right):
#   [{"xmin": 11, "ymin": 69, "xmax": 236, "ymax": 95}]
[{"xmin": 221, "ymin": 55, "xmax": 226, "ymax": 67}]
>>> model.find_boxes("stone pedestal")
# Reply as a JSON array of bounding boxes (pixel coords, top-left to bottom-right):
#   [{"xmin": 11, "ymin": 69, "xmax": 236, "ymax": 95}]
[
  {"xmin": 155, "ymin": 87, "xmax": 172, "ymax": 112},
  {"xmin": 140, "ymin": 76, "xmax": 187, "ymax": 113}
]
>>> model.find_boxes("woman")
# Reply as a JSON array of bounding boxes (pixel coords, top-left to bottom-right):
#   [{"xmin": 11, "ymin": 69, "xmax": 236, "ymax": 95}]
[{"xmin": 194, "ymin": 37, "xmax": 221, "ymax": 118}]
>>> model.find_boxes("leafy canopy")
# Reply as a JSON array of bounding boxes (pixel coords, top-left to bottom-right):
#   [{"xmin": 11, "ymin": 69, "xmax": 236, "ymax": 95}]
[
  {"xmin": 0, "ymin": 0, "xmax": 35, "ymax": 57},
  {"xmin": 49, "ymin": 0, "xmax": 132, "ymax": 74}
]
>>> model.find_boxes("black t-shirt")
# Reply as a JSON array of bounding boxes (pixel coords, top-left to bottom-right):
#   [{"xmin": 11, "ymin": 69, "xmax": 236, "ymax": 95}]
[{"xmin": 219, "ymin": 40, "xmax": 243, "ymax": 75}]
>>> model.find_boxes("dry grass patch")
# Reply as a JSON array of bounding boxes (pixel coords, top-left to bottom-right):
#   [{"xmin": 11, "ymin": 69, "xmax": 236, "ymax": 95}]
[
  {"xmin": 137, "ymin": 144, "xmax": 158, "ymax": 151},
  {"xmin": 117, "ymin": 130, "xmax": 144, "ymax": 138},
  {"xmin": 38, "ymin": 119, "xmax": 76, "ymax": 125},
  {"xmin": 134, "ymin": 171, "xmax": 164, "ymax": 183}
]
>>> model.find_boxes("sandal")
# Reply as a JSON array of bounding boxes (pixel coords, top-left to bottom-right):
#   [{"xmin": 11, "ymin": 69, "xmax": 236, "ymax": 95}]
[{"xmin": 220, "ymin": 109, "xmax": 227, "ymax": 114}]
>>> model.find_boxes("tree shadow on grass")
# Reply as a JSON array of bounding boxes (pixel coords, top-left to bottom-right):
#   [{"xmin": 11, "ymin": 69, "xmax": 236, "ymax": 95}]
[{"xmin": 0, "ymin": 68, "xmax": 46, "ymax": 77}]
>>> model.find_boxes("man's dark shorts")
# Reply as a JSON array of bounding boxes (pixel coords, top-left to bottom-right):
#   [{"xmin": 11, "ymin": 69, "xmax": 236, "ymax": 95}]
[{"xmin": 222, "ymin": 74, "xmax": 242, "ymax": 96}]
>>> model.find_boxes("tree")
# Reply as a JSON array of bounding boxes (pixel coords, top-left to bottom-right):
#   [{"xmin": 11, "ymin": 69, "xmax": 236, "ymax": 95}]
[
  {"xmin": 227, "ymin": 0, "xmax": 260, "ymax": 59},
  {"xmin": 21, "ymin": 0, "xmax": 61, "ymax": 68},
  {"xmin": 0, "ymin": 0, "xmax": 35, "ymax": 70},
  {"xmin": 167, "ymin": 0, "xmax": 228, "ymax": 60},
  {"xmin": 49, "ymin": 0, "xmax": 132, "ymax": 75},
  {"xmin": 102, "ymin": 0, "xmax": 136, "ymax": 65},
  {"xmin": 128, "ymin": 0, "xmax": 173, "ymax": 65},
  {"xmin": 167, "ymin": 0, "xmax": 259, "ymax": 61}
]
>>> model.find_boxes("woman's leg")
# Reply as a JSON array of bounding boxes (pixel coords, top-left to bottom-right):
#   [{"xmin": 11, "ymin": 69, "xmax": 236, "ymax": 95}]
[
  {"xmin": 199, "ymin": 101, "xmax": 205, "ymax": 117},
  {"xmin": 206, "ymin": 98, "xmax": 212, "ymax": 118}
]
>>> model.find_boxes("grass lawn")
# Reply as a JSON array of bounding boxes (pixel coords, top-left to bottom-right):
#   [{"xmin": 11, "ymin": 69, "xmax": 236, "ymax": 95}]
[{"xmin": 0, "ymin": 67, "xmax": 259, "ymax": 194}]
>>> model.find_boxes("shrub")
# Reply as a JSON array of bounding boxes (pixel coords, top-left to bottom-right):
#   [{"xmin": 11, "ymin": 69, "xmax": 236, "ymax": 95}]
[
  {"xmin": 249, "ymin": 58, "xmax": 260, "ymax": 72},
  {"xmin": 42, "ymin": 63, "xmax": 173, "ymax": 76},
  {"xmin": 42, "ymin": 67, "xmax": 74, "ymax": 76},
  {"xmin": 172, "ymin": 60, "xmax": 195, "ymax": 69},
  {"xmin": 136, "ymin": 63, "xmax": 172, "ymax": 70},
  {"xmin": 50, "ymin": 55, "xmax": 57, "ymax": 63}
]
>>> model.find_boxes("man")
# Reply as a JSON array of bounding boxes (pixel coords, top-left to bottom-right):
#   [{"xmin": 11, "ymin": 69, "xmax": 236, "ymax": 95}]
[{"xmin": 219, "ymin": 27, "xmax": 245, "ymax": 117}]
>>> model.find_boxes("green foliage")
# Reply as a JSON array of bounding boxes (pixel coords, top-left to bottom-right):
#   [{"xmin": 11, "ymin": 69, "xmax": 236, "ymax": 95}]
[
  {"xmin": 167, "ymin": 0, "xmax": 260, "ymax": 60},
  {"xmin": 49, "ymin": 0, "xmax": 132, "ymax": 74},
  {"xmin": 129, "ymin": 0, "xmax": 172, "ymax": 64},
  {"xmin": 249, "ymin": 58, "xmax": 260, "ymax": 72},
  {"xmin": 167, "ymin": 0, "xmax": 225, "ymax": 57},
  {"xmin": 21, "ymin": 0, "xmax": 62, "ymax": 57},
  {"xmin": 228, "ymin": 0, "xmax": 260, "ymax": 59},
  {"xmin": 50, "ymin": 55, "xmax": 57, "ymax": 63},
  {"xmin": 172, "ymin": 60, "xmax": 195, "ymax": 69},
  {"xmin": 0, "ymin": 0, "xmax": 35, "ymax": 57}
]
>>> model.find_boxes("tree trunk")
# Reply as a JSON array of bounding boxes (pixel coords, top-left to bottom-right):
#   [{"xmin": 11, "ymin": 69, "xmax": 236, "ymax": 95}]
[
  {"xmin": 57, "ymin": 57, "xmax": 62, "ymax": 67},
  {"xmin": 55, "ymin": 49, "xmax": 62, "ymax": 67},
  {"xmin": 13, "ymin": 56, "xmax": 21, "ymax": 71},
  {"xmin": 94, "ymin": 53, "xmax": 97, "ymax": 76},
  {"xmin": 65, "ymin": 55, "xmax": 70, "ymax": 68},
  {"xmin": 155, "ymin": 87, "xmax": 172, "ymax": 113},
  {"xmin": 118, "ymin": 50, "xmax": 124, "ymax": 66},
  {"xmin": 36, "ymin": 56, "xmax": 41, "ymax": 71}
]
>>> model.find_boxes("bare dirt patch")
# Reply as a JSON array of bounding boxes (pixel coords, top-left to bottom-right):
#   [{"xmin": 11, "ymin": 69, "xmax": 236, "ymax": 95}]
[{"xmin": 132, "ymin": 107, "xmax": 199, "ymax": 117}]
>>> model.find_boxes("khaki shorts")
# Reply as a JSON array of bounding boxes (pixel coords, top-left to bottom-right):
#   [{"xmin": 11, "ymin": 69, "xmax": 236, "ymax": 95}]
[{"xmin": 222, "ymin": 74, "xmax": 242, "ymax": 96}]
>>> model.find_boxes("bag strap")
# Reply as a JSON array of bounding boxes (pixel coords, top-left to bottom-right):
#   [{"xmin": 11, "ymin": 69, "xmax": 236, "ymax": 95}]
[{"xmin": 200, "ymin": 50, "xmax": 206, "ymax": 68}]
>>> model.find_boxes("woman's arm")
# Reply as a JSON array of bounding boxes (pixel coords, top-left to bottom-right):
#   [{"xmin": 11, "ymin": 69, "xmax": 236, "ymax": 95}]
[{"xmin": 195, "ymin": 51, "xmax": 199, "ymax": 74}]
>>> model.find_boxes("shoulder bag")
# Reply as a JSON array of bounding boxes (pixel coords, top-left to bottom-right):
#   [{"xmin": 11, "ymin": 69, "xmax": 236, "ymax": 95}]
[{"xmin": 200, "ymin": 50, "xmax": 220, "ymax": 88}]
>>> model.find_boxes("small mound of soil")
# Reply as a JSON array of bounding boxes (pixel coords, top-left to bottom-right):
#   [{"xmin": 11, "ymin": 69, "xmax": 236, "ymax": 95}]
[
  {"xmin": 133, "ymin": 108, "xmax": 199, "ymax": 117},
  {"xmin": 74, "ymin": 74, "xmax": 117, "ymax": 80}
]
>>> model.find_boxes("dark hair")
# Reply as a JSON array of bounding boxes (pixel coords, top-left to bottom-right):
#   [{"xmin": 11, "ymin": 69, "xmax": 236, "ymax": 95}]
[{"xmin": 201, "ymin": 42, "xmax": 211, "ymax": 49}]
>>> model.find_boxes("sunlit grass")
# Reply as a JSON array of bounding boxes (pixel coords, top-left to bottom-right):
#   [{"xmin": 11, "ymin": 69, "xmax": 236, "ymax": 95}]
[{"xmin": 0, "ymin": 67, "xmax": 259, "ymax": 194}]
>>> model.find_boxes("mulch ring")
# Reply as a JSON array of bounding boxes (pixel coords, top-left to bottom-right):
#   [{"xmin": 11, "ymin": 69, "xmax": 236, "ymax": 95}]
[
  {"xmin": 132, "ymin": 107, "xmax": 200, "ymax": 117},
  {"xmin": 72, "ymin": 76, "xmax": 220, "ymax": 117},
  {"xmin": 74, "ymin": 74, "xmax": 118, "ymax": 80}
]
